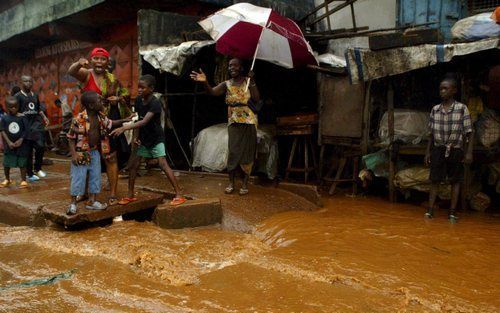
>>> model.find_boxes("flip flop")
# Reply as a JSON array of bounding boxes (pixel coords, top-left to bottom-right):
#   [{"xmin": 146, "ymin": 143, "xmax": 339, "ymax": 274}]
[
  {"xmin": 118, "ymin": 197, "xmax": 138, "ymax": 205},
  {"xmin": 169, "ymin": 196, "xmax": 186, "ymax": 206},
  {"xmin": 0, "ymin": 180, "xmax": 12, "ymax": 188},
  {"xmin": 19, "ymin": 181, "xmax": 29, "ymax": 189}
]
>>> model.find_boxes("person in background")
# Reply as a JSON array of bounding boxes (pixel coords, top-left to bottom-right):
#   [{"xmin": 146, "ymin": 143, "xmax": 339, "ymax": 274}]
[
  {"xmin": 425, "ymin": 77, "xmax": 473, "ymax": 223},
  {"xmin": 111, "ymin": 75, "xmax": 185, "ymax": 206},
  {"xmin": 68, "ymin": 47, "xmax": 131, "ymax": 205},
  {"xmin": 14, "ymin": 75, "xmax": 49, "ymax": 182},
  {"xmin": 10, "ymin": 86, "xmax": 20, "ymax": 96},
  {"xmin": 190, "ymin": 58, "xmax": 261, "ymax": 195},
  {"xmin": 0, "ymin": 97, "xmax": 30, "ymax": 188}
]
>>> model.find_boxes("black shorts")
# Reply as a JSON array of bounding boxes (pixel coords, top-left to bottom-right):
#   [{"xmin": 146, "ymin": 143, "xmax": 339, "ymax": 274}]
[{"xmin": 429, "ymin": 146, "xmax": 464, "ymax": 183}]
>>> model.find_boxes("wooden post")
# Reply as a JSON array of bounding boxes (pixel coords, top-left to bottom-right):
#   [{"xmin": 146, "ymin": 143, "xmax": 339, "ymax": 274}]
[
  {"xmin": 361, "ymin": 80, "xmax": 371, "ymax": 155},
  {"xmin": 387, "ymin": 82, "xmax": 395, "ymax": 202}
]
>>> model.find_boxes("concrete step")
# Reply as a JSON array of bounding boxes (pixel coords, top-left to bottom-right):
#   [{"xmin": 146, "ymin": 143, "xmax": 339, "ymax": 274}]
[
  {"xmin": 43, "ymin": 190, "xmax": 164, "ymax": 227},
  {"xmin": 153, "ymin": 198, "xmax": 222, "ymax": 229}
]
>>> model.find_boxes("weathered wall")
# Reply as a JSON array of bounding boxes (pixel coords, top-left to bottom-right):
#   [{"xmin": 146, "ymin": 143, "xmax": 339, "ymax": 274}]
[
  {"xmin": 0, "ymin": 0, "xmax": 105, "ymax": 42},
  {"xmin": 0, "ymin": 23, "xmax": 138, "ymax": 124},
  {"xmin": 314, "ymin": 0, "xmax": 396, "ymax": 31},
  {"xmin": 201, "ymin": 0, "xmax": 316, "ymax": 19}
]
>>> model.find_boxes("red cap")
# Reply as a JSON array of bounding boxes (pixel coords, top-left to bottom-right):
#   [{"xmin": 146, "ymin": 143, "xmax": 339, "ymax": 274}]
[{"xmin": 90, "ymin": 47, "xmax": 110, "ymax": 59}]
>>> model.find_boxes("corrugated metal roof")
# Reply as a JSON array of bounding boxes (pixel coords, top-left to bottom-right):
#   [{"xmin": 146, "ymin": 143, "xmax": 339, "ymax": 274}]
[{"xmin": 0, "ymin": 0, "xmax": 105, "ymax": 43}]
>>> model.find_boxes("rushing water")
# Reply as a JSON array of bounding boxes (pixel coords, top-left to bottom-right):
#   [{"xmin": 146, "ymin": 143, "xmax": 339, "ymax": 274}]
[{"xmin": 0, "ymin": 197, "xmax": 499, "ymax": 312}]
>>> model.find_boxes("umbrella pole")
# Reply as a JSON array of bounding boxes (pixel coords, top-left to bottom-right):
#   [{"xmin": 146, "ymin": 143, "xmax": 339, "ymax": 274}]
[{"xmin": 245, "ymin": 28, "xmax": 265, "ymax": 92}]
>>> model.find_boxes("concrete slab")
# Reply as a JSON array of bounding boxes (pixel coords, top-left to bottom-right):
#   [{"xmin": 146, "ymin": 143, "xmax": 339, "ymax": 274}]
[
  {"xmin": 276, "ymin": 182, "xmax": 323, "ymax": 207},
  {"xmin": 43, "ymin": 190, "xmax": 165, "ymax": 227},
  {"xmin": 153, "ymin": 198, "xmax": 222, "ymax": 229}
]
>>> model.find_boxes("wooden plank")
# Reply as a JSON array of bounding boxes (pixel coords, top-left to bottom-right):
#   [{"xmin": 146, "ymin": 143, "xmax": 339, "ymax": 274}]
[
  {"xmin": 319, "ymin": 75, "xmax": 364, "ymax": 138},
  {"xmin": 277, "ymin": 125, "xmax": 314, "ymax": 136},
  {"xmin": 387, "ymin": 83, "xmax": 395, "ymax": 203},
  {"xmin": 368, "ymin": 28, "xmax": 442, "ymax": 51},
  {"xmin": 43, "ymin": 190, "xmax": 164, "ymax": 226},
  {"xmin": 277, "ymin": 113, "xmax": 319, "ymax": 126}
]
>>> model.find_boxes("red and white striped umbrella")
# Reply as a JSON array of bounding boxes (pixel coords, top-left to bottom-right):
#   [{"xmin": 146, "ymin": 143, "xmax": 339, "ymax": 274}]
[{"xmin": 198, "ymin": 2, "xmax": 317, "ymax": 69}]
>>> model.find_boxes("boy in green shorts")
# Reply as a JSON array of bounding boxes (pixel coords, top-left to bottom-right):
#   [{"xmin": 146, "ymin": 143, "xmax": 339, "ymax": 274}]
[
  {"xmin": 111, "ymin": 75, "xmax": 185, "ymax": 205},
  {"xmin": 0, "ymin": 97, "xmax": 30, "ymax": 188}
]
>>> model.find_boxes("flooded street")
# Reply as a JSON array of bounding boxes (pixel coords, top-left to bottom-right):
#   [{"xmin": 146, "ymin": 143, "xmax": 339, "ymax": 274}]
[{"xmin": 1, "ymin": 197, "xmax": 499, "ymax": 312}]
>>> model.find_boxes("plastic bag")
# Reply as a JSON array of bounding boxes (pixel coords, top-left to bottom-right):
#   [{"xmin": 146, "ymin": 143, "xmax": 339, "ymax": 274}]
[
  {"xmin": 191, "ymin": 123, "xmax": 278, "ymax": 179},
  {"xmin": 451, "ymin": 12, "xmax": 500, "ymax": 41},
  {"xmin": 378, "ymin": 109, "xmax": 429, "ymax": 145},
  {"xmin": 476, "ymin": 109, "xmax": 500, "ymax": 148}
]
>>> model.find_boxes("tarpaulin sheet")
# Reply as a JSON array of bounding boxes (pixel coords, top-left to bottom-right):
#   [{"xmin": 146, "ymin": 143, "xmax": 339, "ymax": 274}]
[
  {"xmin": 192, "ymin": 123, "xmax": 278, "ymax": 179},
  {"xmin": 346, "ymin": 38, "xmax": 499, "ymax": 83},
  {"xmin": 140, "ymin": 41, "xmax": 214, "ymax": 76}
]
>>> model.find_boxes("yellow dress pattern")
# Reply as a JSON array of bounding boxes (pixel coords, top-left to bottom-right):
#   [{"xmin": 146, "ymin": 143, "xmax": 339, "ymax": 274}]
[{"xmin": 225, "ymin": 80, "xmax": 257, "ymax": 126}]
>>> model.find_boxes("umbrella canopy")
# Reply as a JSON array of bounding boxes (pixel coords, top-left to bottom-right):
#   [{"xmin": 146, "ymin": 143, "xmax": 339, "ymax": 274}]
[{"xmin": 198, "ymin": 2, "xmax": 317, "ymax": 69}]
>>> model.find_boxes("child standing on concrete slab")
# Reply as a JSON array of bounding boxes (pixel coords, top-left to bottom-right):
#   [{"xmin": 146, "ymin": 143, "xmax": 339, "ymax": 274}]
[
  {"xmin": 66, "ymin": 91, "xmax": 130, "ymax": 215},
  {"xmin": 110, "ymin": 74, "xmax": 185, "ymax": 206},
  {"xmin": 0, "ymin": 97, "xmax": 30, "ymax": 188},
  {"xmin": 425, "ymin": 77, "xmax": 473, "ymax": 223}
]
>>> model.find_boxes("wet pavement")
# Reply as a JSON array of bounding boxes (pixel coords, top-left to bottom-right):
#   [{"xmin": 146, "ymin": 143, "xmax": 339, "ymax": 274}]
[{"xmin": 0, "ymin": 155, "xmax": 318, "ymax": 231}]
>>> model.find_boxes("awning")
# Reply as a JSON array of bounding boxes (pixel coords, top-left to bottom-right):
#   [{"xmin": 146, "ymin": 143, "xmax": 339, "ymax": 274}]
[
  {"xmin": 140, "ymin": 40, "xmax": 215, "ymax": 76},
  {"xmin": 0, "ymin": 0, "xmax": 105, "ymax": 43},
  {"xmin": 346, "ymin": 38, "xmax": 500, "ymax": 83}
]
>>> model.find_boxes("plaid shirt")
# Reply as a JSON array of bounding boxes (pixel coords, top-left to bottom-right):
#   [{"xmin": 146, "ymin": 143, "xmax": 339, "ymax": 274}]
[{"xmin": 429, "ymin": 101, "xmax": 472, "ymax": 149}]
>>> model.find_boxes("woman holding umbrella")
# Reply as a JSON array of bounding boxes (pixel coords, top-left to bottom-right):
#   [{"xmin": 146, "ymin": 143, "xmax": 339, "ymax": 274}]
[{"xmin": 191, "ymin": 58, "xmax": 260, "ymax": 195}]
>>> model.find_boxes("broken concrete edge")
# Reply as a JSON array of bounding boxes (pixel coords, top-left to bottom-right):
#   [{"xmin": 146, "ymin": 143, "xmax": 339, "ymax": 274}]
[
  {"xmin": 274, "ymin": 182, "xmax": 323, "ymax": 207},
  {"xmin": 176, "ymin": 170, "xmax": 261, "ymax": 184},
  {"xmin": 153, "ymin": 197, "xmax": 222, "ymax": 229},
  {"xmin": 0, "ymin": 196, "xmax": 47, "ymax": 227},
  {"xmin": 136, "ymin": 185, "xmax": 196, "ymax": 200},
  {"xmin": 42, "ymin": 196, "xmax": 164, "ymax": 226}
]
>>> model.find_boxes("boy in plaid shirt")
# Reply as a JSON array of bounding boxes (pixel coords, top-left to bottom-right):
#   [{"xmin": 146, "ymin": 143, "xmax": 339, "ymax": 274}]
[{"xmin": 425, "ymin": 78, "xmax": 473, "ymax": 222}]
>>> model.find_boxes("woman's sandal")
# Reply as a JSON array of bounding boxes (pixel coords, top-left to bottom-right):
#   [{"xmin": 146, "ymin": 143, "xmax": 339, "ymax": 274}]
[
  {"xmin": 170, "ymin": 196, "xmax": 186, "ymax": 206},
  {"xmin": 224, "ymin": 186, "xmax": 234, "ymax": 194},
  {"xmin": 118, "ymin": 197, "xmax": 138, "ymax": 205},
  {"xmin": 239, "ymin": 188, "xmax": 249, "ymax": 196}
]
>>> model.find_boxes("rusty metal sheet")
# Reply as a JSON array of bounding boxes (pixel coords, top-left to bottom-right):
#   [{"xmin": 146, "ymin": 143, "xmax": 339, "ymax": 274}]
[{"xmin": 318, "ymin": 74, "xmax": 364, "ymax": 138}]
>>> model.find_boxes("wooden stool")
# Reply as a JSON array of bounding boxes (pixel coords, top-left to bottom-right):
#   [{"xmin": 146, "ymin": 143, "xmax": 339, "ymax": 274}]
[
  {"xmin": 277, "ymin": 114, "xmax": 319, "ymax": 184},
  {"xmin": 284, "ymin": 132, "xmax": 319, "ymax": 183},
  {"xmin": 323, "ymin": 148, "xmax": 360, "ymax": 195}
]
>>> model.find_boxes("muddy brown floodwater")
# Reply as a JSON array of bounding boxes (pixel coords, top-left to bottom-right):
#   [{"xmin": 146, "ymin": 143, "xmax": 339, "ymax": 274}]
[{"xmin": 0, "ymin": 197, "xmax": 499, "ymax": 312}]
